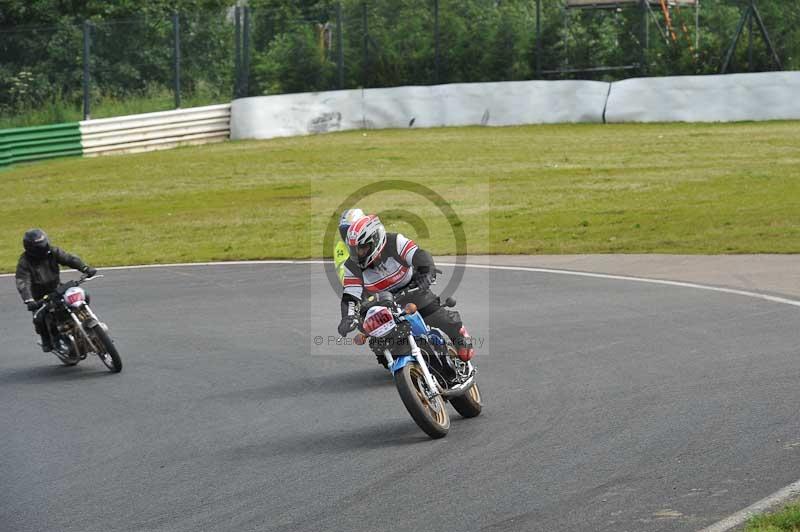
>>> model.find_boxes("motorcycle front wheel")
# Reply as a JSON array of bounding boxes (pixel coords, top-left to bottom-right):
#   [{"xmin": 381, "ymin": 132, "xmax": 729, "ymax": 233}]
[
  {"xmin": 395, "ymin": 361, "xmax": 449, "ymax": 439},
  {"xmin": 91, "ymin": 325, "xmax": 122, "ymax": 373}
]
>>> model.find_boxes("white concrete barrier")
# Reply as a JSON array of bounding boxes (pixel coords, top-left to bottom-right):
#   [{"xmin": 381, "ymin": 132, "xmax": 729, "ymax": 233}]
[
  {"xmin": 230, "ymin": 80, "xmax": 610, "ymax": 140},
  {"xmin": 80, "ymin": 104, "xmax": 230, "ymax": 156},
  {"xmin": 81, "ymin": 73, "xmax": 800, "ymax": 157},
  {"xmin": 363, "ymin": 80, "xmax": 609, "ymax": 129},
  {"xmin": 230, "ymin": 90, "xmax": 365, "ymax": 140},
  {"xmin": 605, "ymin": 72, "xmax": 800, "ymax": 123}
]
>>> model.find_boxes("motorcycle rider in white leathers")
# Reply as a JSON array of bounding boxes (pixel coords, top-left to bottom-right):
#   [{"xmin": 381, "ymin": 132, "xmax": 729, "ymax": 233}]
[{"xmin": 337, "ymin": 214, "xmax": 474, "ymax": 362}]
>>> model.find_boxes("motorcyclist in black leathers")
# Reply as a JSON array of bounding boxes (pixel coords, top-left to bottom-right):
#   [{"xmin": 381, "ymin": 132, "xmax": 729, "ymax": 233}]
[
  {"xmin": 15, "ymin": 229, "xmax": 97, "ymax": 352},
  {"xmin": 337, "ymin": 214, "xmax": 474, "ymax": 362}
]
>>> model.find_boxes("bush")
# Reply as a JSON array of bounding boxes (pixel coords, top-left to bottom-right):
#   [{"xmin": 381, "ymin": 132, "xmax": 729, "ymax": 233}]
[{"xmin": 252, "ymin": 26, "xmax": 336, "ymax": 94}]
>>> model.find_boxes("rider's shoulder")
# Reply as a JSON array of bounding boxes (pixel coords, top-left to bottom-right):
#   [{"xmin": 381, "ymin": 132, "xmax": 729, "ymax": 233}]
[
  {"xmin": 393, "ymin": 232, "xmax": 417, "ymax": 242},
  {"xmin": 343, "ymin": 256, "xmax": 361, "ymax": 273},
  {"xmin": 391, "ymin": 232, "xmax": 419, "ymax": 250}
]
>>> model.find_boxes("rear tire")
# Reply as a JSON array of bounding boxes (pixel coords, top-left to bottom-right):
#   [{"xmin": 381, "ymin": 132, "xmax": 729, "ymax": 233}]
[
  {"xmin": 449, "ymin": 382, "xmax": 482, "ymax": 418},
  {"xmin": 91, "ymin": 325, "xmax": 122, "ymax": 373},
  {"xmin": 395, "ymin": 362, "xmax": 449, "ymax": 439}
]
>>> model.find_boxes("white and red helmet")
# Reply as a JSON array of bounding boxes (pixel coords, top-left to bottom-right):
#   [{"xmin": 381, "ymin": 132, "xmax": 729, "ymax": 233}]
[{"xmin": 347, "ymin": 214, "xmax": 386, "ymax": 269}]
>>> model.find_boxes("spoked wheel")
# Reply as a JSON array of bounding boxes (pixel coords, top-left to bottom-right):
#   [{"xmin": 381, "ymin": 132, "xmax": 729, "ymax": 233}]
[
  {"xmin": 395, "ymin": 361, "xmax": 449, "ymax": 439},
  {"xmin": 91, "ymin": 325, "xmax": 122, "ymax": 373}
]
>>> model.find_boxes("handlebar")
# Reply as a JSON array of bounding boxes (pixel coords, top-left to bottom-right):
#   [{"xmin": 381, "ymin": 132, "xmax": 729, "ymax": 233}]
[{"xmin": 32, "ymin": 273, "xmax": 104, "ymax": 307}]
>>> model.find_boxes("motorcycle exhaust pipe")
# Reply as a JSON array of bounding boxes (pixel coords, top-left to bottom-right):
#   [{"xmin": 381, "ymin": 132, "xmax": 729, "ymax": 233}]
[{"xmin": 440, "ymin": 373, "xmax": 475, "ymax": 398}]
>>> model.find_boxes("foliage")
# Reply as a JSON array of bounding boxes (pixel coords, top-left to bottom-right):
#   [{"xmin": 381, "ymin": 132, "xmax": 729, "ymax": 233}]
[
  {"xmin": 1, "ymin": 0, "xmax": 800, "ymax": 124},
  {"xmin": 251, "ymin": 25, "xmax": 336, "ymax": 94},
  {"xmin": 0, "ymin": 0, "xmax": 233, "ymax": 120}
]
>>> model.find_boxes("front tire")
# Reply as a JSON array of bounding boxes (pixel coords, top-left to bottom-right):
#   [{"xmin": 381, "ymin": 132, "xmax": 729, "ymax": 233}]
[
  {"xmin": 395, "ymin": 361, "xmax": 449, "ymax": 439},
  {"xmin": 91, "ymin": 325, "xmax": 122, "ymax": 373}
]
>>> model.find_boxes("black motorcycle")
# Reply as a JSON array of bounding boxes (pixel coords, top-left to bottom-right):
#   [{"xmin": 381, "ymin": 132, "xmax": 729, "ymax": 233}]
[{"xmin": 32, "ymin": 274, "xmax": 122, "ymax": 373}]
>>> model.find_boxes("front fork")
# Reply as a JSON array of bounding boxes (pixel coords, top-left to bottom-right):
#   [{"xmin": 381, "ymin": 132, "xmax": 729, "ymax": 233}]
[
  {"xmin": 68, "ymin": 304, "xmax": 103, "ymax": 352},
  {"xmin": 387, "ymin": 336, "xmax": 442, "ymax": 399},
  {"xmin": 81, "ymin": 304, "xmax": 106, "ymax": 330}
]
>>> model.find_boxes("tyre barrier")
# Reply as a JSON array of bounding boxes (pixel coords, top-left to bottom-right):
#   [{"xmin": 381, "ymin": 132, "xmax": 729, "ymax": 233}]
[{"xmin": 0, "ymin": 104, "xmax": 230, "ymax": 168}]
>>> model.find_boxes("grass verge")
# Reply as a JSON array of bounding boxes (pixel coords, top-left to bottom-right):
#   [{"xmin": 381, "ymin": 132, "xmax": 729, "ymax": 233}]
[
  {"xmin": 1, "ymin": 121, "xmax": 799, "ymax": 272},
  {"xmin": 747, "ymin": 502, "xmax": 800, "ymax": 531}
]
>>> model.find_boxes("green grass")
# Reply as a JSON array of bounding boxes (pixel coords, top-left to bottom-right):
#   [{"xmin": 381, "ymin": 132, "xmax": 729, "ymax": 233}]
[
  {"xmin": 0, "ymin": 88, "xmax": 225, "ymax": 129},
  {"xmin": 1, "ymin": 121, "xmax": 799, "ymax": 272},
  {"xmin": 747, "ymin": 502, "xmax": 800, "ymax": 531}
]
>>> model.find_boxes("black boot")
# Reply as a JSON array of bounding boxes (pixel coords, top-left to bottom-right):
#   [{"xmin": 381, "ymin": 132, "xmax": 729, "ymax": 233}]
[{"xmin": 39, "ymin": 334, "xmax": 53, "ymax": 353}]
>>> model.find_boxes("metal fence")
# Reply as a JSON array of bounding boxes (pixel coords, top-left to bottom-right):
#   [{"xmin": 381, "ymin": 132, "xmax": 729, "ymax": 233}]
[{"xmin": 1, "ymin": 0, "xmax": 798, "ymax": 128}]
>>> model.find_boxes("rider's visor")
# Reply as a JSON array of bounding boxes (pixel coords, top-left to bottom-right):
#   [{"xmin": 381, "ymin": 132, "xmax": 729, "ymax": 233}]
[{"xmin": 356, "ymin": 243, "xmax": 372, "ymax": 258}]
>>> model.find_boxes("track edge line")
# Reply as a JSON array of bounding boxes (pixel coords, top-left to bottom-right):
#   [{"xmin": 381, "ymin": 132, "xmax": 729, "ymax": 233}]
[{"xmin": 2, "ymin": 259, "xmax": 799, "ymax": 307}]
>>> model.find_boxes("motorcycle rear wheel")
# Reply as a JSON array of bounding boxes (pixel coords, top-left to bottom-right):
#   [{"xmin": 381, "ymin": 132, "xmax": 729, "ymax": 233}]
[
  {"xmin": 91, "ymin": 325, "xmax": 122, "ymax": 373},
  {"xmin": 445, "ymin": 345, "xmax": 482, "ymax": 418},
  {"xmin": 449, "ymin": 381, "xmax": 482, "ymax": 418},
  {"xmin": 395, "ymin": 361, "xmax": 449, "ymax": 439}
]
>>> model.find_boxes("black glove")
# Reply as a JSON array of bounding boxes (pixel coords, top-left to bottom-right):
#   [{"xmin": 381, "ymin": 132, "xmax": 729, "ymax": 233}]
[
  {"xmin": 413, "ymin": 270, "xmax": 435, "ymax": 291},
  {"xmin": 338, "ymin": 316, "xmax": 357, "ymax": 337},
  {"xmin": 25, "ymin": 300, "xmax": 40, "ymax": 312},
  {"xmin": 83, "ymin": 266, "xmax": 97, "ymax": 278}
]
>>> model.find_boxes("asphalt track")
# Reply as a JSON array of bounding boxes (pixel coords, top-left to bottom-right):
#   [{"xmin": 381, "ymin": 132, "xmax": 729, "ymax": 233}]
[{"xmin": 2, "ymin": 263, "xmax": 800, "ymax": 532}]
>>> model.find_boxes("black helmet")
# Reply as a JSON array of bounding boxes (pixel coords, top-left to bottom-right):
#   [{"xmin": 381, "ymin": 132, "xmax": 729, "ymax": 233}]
[{"xmin": 23, "ymin": 229, "xmax": 51, "ymax": 259}]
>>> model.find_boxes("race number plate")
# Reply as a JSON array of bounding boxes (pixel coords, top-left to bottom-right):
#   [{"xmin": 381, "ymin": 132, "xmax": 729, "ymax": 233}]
[{"xmin": 363, "ymin": 306, "xmax": 396, "ymax": 338}]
